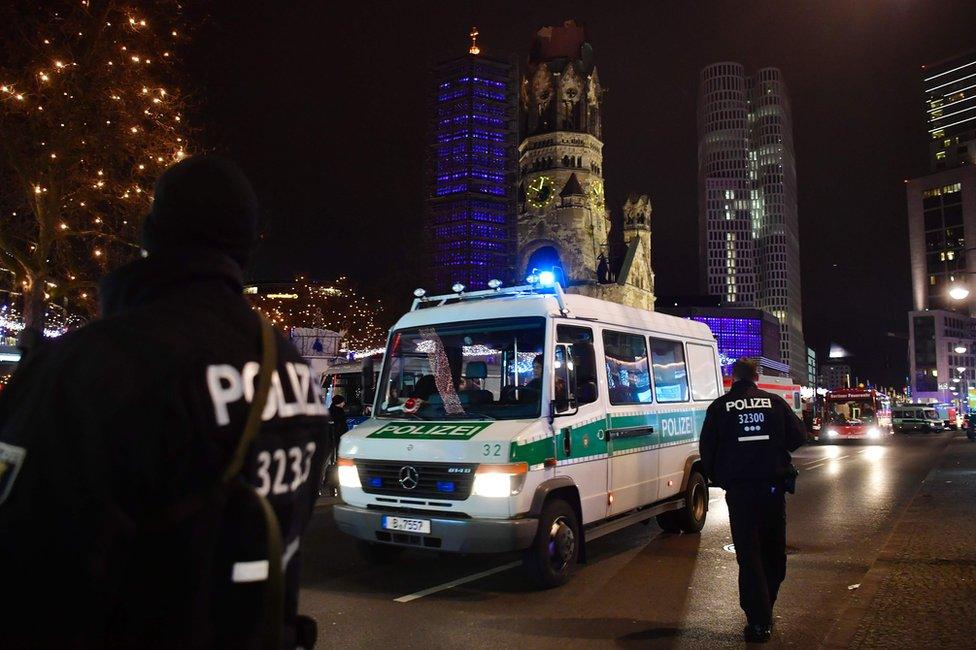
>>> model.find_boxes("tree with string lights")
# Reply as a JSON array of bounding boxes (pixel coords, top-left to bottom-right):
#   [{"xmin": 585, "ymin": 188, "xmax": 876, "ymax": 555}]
[
  {"xmin": 0, "ymin": 1, "xmax": 192, "ymax": 344},
  {"xmin": 249, "ymin": 276, "xmax": 388, "ymax": 352}
]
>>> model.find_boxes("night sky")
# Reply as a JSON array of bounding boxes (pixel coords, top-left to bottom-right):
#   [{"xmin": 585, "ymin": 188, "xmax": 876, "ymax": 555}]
[{"xmin": 188, "ymin": 0, "xmax": 976, "ymax": 387}]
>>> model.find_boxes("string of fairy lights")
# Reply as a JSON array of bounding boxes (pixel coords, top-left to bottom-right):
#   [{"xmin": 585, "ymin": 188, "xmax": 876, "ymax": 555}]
[
  {"xmin": 248, "ymin": 276, "xmax": 387, "ymax": 352},
  {"xmin": 0, "ymin": 1, "xmax": 191, "ymax": 331}
]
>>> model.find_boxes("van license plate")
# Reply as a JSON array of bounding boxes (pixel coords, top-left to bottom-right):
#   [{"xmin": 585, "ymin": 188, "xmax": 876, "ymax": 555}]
[{"xmin": 382, "ymin": 516, "xmax": 431, "ymax": 534}]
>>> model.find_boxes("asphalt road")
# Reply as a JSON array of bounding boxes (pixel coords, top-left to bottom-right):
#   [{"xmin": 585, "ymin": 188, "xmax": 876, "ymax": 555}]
[{"xmin": 298, "ymin": 431, "xmax": 953, "ymax": 648}]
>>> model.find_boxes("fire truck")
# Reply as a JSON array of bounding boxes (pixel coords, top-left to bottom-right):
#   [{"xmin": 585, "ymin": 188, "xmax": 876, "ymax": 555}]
[{"xmin": 818, "ymin": 388, "xmax": 892, "ymax": 442}]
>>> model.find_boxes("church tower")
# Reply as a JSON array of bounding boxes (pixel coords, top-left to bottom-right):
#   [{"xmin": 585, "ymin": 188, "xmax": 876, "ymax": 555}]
[
  {"xmin": 620, "ymin": 194, "xmax": 655, "ymax": 297},
  {"xmin": 517, "ymin": 20, "xmax": 654, "ymax": 310}
]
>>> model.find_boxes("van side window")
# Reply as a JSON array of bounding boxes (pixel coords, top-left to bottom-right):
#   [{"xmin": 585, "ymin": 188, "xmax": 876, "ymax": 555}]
[
  {"xmin": 649, "ymin": 338, "xmax": 690, "ymax": 403},
  {"xmin": 602, "ymin": 330, "xmax": 652, "ymax": 405},
  {"xmin": 557, "ymin": 325, "xmax": 599, "ymax": 404},
  {"xmin": 686, "ymin": 343, "xmax": 720, "ymax": 401}
]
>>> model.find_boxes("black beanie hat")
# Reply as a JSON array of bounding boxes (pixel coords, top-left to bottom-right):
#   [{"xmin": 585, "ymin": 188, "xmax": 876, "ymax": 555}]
[{"xmin": 142, "ymin": 155, "xmax": 259, "ymax": 268}]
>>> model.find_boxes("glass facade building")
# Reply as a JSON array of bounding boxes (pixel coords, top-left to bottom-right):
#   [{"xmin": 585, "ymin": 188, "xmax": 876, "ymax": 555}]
[
  {"xmin": 426, "ymin": 54, "xmax": 517, "ymax": 291},
  {"xmin": 657, "ymin": 305, "xmax": 783, "ymax": 378},
  {"xmin": 698, "ymin": 63, "xmax": 805, "ymax": 381},
  {"xmin": 907, "ymin": 52, "xmax": 976, "ymax": 402},
  {"xmin": 924, "ymin": 52, "xmax": 976, "ymax": 171},
  {"xmin": 690, "ymin": 316, "xmax": 763, "ymax": 373}
]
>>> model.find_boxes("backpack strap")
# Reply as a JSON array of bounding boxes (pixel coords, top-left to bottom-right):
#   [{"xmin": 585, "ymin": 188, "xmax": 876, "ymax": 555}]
[
  {"xmin": 234, "ymin": 315, "xmax": 284, "ymax": 650},
  {"xmin": 137, "ymin": 314, "xmax": 287, "ymax": 649},
  {"xmin": 223, "ymin": 315, "xmax": 278, "ymax": 482}
]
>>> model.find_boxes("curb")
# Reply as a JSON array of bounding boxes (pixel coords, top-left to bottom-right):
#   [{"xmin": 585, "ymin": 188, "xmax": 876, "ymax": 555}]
[{"xmin": 818, "ymin": 434, "xmax": 955, "ymax": 648}]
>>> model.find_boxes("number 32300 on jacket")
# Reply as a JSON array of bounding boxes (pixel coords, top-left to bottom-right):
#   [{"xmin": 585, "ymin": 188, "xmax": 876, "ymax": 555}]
[{"xmin": 699, "ymin": 379, "xmax": 806, "ymax": 488}]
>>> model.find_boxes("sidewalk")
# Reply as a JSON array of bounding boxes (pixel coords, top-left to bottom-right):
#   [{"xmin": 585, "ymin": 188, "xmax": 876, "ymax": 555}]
[{"xmin": 823, "ymin": 434, "xmax": 976, "ymax": 648}]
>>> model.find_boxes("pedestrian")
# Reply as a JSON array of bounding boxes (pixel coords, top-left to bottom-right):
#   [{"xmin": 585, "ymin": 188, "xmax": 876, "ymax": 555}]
[
  {"xmin": 0, "ymin": 155, "xmax": 328, "ymax": 649},
  {"xmin": 699, "ymin": 359, "xmax": 806, "ymax": 643},
  {"xmin": 329, "ymin": 394, "xmax": 348, "ymax": 460},
  {"xmin": 329, "ymin": 395, "xmax": 348, "ymax": 435}
]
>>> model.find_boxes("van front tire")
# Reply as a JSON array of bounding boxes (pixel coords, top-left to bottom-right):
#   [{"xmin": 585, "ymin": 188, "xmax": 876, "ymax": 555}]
[{"xmin": 523, "ymin": 498, "xmax": 579, "ymax": 589}]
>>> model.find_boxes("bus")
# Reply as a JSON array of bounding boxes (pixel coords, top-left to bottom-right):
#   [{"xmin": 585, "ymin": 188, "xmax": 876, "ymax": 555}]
[
  {"xmin": 819, "ymin": 388, "xmax": 892, "ymax": 441},
  {"xmin": 333, "ymin": 280, "xmax": 719, "ymax": 587},
  {"xmin": 321, "ymin": 352, "xmax": 383, "ymax": 428}
]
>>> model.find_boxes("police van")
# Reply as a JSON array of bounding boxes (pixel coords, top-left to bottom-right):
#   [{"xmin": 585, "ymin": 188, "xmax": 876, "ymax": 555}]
[
  {"xmin": 891, "ymin": 405, "xmax": 943, "ymax": 433},
  {"xmin": 333, "ymin": 279, "xmax": 720, "ymax": 587}
]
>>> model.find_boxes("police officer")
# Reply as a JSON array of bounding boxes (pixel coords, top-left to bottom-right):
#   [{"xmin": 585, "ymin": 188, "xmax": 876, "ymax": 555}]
[
  {"xmin": 699, "ymin": 359, "xmax": 806, "ymax": 643},
  {"xmin": 0, "ymin": 156, "xmax": 327, "ymax": 648}
]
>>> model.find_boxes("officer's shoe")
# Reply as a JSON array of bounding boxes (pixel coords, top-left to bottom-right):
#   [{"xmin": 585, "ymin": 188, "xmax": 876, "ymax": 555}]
[{"xmin": 743, "ymin": 623, "xmax": 772, "ymax": 643}]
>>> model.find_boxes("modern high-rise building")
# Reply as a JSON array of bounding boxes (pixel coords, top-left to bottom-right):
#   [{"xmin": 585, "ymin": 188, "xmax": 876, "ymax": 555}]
[
  {"xmin": 923, "ymin": 51, "xmax": 976, "ymax": 172},
  {"xmin": 698, "ymin": 63, "xmax": 805, "ymax": 380},
  {"xmin": 906, "ymin": 167, "xmax": 976, "ymax": 401},
  {"xmin": 425, "ymin": 30, "xmax": 518, "ymax": 292},
  {"xmin": 907, "ymin": 52, "xmax": 976, "ymax": 403}
]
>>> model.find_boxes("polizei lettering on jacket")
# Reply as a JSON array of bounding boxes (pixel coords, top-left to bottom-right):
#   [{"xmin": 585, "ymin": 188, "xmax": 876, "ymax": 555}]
[
  {"xmin": 725, "ymin": 397, "xmax": 773, "ymax": 412},
  {"xmin": 206, "ymin": 361, "xmax": 327, "ymax": 426}
]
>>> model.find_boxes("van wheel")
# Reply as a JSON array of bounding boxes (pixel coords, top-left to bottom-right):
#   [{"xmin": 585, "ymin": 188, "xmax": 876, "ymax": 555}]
[
  {"xmin": 356, "ymin": 540, "xmax": 405, "ymax": 565},
  {"xmin": 523, "ymin": 498, "xmax": 579, "ymax": 589},
  {"xmin": 656, "ymin": 473, "xmax": 708, "ymax": 533}
]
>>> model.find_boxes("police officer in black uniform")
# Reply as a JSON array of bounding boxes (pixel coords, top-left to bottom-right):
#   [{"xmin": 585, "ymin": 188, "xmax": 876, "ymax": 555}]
[
  {"xmin": 699, "ymin": 359, "xmax": 806, "ymax": 643},
  {"xmin": 0, "ymin": 156, "xmax": 327, "ymax": 649}
]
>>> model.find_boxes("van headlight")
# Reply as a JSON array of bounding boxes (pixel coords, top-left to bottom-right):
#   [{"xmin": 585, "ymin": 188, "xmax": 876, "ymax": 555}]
[
  {"xmin": 867, "ymin": 427, "xmax": 881, "ymax": 439},
  {"xmin": 337, "ymin": 457, "xmax": 361, "ymax": 488},
  {"xmin": 471, "ymin": 462, "xmax": 528, "ymax": 498},
  {"xmin": 825, "ymin": 429, "xmax": 838, "ymax": 438}
]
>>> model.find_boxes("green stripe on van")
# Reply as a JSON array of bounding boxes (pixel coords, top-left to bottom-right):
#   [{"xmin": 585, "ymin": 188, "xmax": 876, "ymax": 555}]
[
  {"xmin": 507, "ymin": 407, "xmax": 708, "ymax": 467},
  {"xmin": 509, "ymin": 437, "xmax": 553, "ymax": 465}
]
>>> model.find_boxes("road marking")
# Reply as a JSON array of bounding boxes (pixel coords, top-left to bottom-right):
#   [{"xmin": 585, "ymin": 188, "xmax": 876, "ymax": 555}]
[
  {"xmin": 393, "ymin": 561, "xmax": 521, "ymax": 603},
  {"xmin": 803, "ymin": 453, "xmax": 852, "ymax": 469},
  {"xmin": 804, "ymin": 453, "xmax": 857, "ymax": 470}
]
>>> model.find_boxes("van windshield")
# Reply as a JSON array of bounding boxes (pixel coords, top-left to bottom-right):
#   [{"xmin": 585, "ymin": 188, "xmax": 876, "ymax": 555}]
[{"xmin": 375, "ymin": 317, "xmax": 546, "ymax": 421}]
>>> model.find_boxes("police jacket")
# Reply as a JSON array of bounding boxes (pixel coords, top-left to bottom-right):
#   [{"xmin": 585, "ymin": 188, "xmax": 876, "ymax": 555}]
[
  {"xmin": 699, "ymin": 379, "xmax": 806, "ymax": 488},
  {"xmin": 0, "ymin": 249, "xmax": 328, "ymax": 649}
]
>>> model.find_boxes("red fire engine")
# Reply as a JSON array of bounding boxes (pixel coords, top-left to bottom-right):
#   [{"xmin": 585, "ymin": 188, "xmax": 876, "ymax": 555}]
[{"xmin": 819, "ymin": 388, "xmax": 892, "ymax": 441}]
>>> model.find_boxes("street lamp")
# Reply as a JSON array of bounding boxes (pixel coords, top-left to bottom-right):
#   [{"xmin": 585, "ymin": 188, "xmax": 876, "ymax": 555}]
[{"xmin": 949, "ymin": 284, "xmax": 971, "ymax": 301}]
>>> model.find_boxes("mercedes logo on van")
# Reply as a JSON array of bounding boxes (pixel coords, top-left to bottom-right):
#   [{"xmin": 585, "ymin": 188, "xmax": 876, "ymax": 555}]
[{"xmin": 398, "ymin": 465, "xmax": 419, "ymax": 490}]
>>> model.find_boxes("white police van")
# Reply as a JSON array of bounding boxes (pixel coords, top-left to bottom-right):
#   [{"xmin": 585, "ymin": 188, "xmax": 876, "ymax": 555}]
[{"xmin": 333, "ymin": 280, "xmax": 721, "ymax": 587}]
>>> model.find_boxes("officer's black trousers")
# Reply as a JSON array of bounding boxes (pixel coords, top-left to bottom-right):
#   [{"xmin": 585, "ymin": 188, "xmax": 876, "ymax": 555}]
[{"xmin": 725, "ymin": 481, "xmax": 787, "ymax": 626}]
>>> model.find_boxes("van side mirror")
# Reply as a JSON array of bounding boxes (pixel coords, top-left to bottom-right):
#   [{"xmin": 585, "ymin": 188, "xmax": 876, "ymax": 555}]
[{"xmin": 551, "ymin": 343, "xmax": 580, "ymax": 420}]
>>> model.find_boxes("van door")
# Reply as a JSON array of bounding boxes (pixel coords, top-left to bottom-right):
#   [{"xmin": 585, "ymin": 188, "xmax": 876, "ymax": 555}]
[
  {"xmin": 602, "ymin": 329, "xmax": 659, "ymax": 515},
  {"xmin": 552, "ymin": 324, "xmax": 610, "ymax": 525}
]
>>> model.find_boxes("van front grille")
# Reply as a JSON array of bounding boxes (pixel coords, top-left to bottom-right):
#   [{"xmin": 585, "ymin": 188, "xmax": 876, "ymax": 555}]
[{"xmin": 356, "ymin": 460, "xmax": 477, "ymax": 500}]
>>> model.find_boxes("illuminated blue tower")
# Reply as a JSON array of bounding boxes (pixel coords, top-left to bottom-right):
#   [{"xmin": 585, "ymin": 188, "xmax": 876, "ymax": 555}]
[{"xmin": 426, "ymin": 29, "xmax": 518, "ymax": 291}]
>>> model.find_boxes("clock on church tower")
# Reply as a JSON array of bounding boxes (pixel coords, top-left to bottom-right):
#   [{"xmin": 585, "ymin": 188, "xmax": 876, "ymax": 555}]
[{"xmin": 526, "ymin": 176, "xmax": 556, "ymax": 210}]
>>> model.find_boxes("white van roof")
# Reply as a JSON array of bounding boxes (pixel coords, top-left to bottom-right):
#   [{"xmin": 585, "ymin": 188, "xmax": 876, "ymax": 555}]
[{"xmin": 393, "ymin": 291, "xmax": 716, "ymax": 344}]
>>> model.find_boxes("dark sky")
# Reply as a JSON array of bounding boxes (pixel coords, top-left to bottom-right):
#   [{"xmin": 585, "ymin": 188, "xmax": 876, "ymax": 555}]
[{"xmin": 189, "ymin": 0, "xmax": 976, "ymax": 387}]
